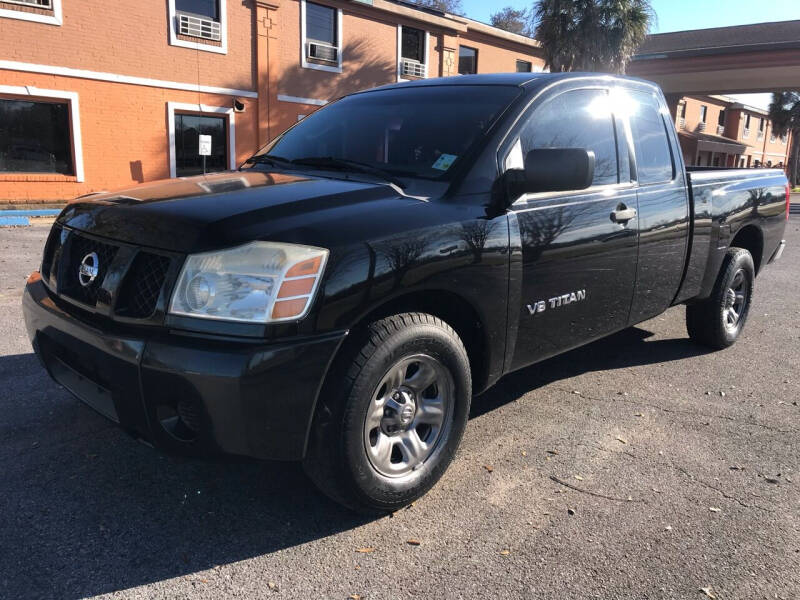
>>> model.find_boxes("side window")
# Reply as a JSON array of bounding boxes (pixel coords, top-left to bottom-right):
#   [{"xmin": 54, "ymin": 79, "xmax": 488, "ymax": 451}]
[
  {"xmin": 628, "ymin": 91, "xmax": 674, "ymax": 184},
  {"xmin": 519, "ymin": 89, "xmax": 619, "ymax": 186}
]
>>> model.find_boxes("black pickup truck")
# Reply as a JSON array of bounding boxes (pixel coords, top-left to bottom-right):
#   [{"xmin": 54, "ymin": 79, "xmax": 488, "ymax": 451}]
[{"xmin": 23, "ymin": 73, "xmax": 789, "ymax": 513}]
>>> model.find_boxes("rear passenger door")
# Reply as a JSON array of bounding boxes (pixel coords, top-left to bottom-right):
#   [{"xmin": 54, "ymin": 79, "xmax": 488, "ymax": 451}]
[
  {"xmin": 505, "ymin": 87, "xmax": 639, "ymax": 371},
  {"xmin": 624, "ymin": 89, "xmax": 690, "ymax": 323}
]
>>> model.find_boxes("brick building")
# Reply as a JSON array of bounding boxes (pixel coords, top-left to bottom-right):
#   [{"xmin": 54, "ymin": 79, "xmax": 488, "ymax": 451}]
[
  {"xmin": 674, "ymin": 95, "xmax": 793, "ymax": 169},
  {"xmin": 0, "ymin": 0, "xmax": 544, "ymax": 203}
]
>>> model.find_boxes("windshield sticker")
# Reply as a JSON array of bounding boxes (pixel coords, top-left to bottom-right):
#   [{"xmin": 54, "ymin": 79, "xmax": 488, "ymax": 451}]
[{"xmin": 432, "ymin": 154, "xmax": 458, "ymax": 171}]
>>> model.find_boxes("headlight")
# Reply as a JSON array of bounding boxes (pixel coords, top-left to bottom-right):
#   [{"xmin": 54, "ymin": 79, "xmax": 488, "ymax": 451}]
[{"xmin": 169, "ymin": 242, "xmax": 328, "ymax": 323}]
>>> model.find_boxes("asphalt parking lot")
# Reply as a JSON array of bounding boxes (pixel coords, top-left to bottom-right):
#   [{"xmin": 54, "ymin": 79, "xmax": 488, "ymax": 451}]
[{"xmin": 1, "ymin": 220, "xmax": 798, "ymax": 600}]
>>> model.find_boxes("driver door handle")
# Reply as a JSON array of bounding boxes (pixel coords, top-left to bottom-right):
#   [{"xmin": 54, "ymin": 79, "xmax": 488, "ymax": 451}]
[{"xmin": 611, "ymin": 206, "xmax": 637, "ymax": 224}]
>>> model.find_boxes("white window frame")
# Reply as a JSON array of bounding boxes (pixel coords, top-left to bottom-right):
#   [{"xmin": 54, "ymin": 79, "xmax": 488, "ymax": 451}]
[
  {"xmin": 0, "ymin": 84, "xmax": 84, "ymax": 181},
  {"xmin": 397, "ymin": 25, "xmax": 429, "ymax": 82},
  {"xmin": 168, "ymin": 0, "xmax": 228, "ymax": 55},
  {"xmin": 0, "ymin": 0, "xmax": 62, "ymax": 25},
  {"xmin": 167, "ymin": 102, "xmax": 236, "ymax": 178},
  {"xmin": 300, "ymin": 0, "xmax": 343, "ymax": 74}
]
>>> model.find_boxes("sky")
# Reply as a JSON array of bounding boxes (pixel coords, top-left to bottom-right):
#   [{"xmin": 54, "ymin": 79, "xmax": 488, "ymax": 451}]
[{"xmin": 460, "ymin": 0, "xmax": 800, "ymax": 109}]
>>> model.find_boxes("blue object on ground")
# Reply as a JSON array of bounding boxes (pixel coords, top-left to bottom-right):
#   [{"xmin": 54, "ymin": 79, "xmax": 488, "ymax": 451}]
[
  {"xmin": 0, "ymin": 216, "xmax": 31, "ymax": 227},
  {"xmin": 0, "ymin": 209, "xmax": 61, "ymax": 217}
]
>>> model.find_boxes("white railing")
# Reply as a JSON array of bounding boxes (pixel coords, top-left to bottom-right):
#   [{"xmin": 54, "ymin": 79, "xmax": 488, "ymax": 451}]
[
  {"xmin": 743, "ymin": 128, "xmax": 750, "ymax": 138},
  {"xmin": 178, "ymin": 13, "xmax": 221, "ymax": 41},
  {"xmin": 401, "ymin": 59, "xmax": 425, "ymax": 78},
  {"xmin": 678, "ymin": 118, "xmax": 686, "ymax": 130},
  {"xmin": 757, "ymin": 130, "xmax": 764, "ymax": 140},
  {"xmin": 717, "ymin": 125, "xmax": 725, "ymax": 135},
  {"xmin": 698, "ymin": 122, "xmax": 706, "ymax": 132}
]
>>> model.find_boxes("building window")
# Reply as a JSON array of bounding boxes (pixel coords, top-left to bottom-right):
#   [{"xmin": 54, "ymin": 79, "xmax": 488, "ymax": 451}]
[
  {"xmin": 0, "ymin": 0, "xmax": 61, "ymax": 25},
  {"xmin": 398, "ymin": 26, "xmax": 428, "ymax": 80},
  {"xmin": 458, "ymin": 46, "xmax": 478, "ymax": 75},
  {"xmin": 0, "ymin": 98, "xmax": 74, "ymax": 175},
  {"xmin": 301, "ymin": 0, "xmax": 342, "ymax": 73},
  {"xmin": 173, "ymin": 113, "xmax": 227, "ymax": 177},
  {"xmin": 516, "ymin": 60, "xmax": 532, "ymax": 73},
  {"xmin": 717, "ymin": 110, "xmax": 725, "ymax": 126},
  {"xmin": 699, "ymin": 106, "xmax": 707, "ymax": 123},
  {"xmin": 758, "ymin": 117, "xmax": 765, "ymax": 132},
  {"xmin": 168, "ymin": 0, "xmax": 227, "ymax": 54},
  {"xmin": 168, "ymin": 102, "xmax": 235, "ymax": 178},
  {"xmin": 176, "ymin": 0, "xmax": 218, "ymax": 19}
]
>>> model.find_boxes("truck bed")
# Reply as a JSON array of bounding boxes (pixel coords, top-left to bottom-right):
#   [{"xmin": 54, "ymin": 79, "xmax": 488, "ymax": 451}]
[{"xmin": 677, "ymin": 168, "xmax": 788, "ymax": 304}]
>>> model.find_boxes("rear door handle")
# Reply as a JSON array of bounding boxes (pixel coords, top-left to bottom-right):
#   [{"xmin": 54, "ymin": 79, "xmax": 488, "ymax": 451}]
[{"xmin": 611, "ymin": 206, "xmax": 637, "ymax": 223}]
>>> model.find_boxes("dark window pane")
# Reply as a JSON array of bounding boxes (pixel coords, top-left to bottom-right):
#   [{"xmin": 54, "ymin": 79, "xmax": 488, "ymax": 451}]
[
  {"xmin": 401, "ymin": 27, "xmax": 425, "ymax": 63},
  {"xmin": 718, "ymin": 109, "xmax": 725, "ymax": 126},
  {"xmin": 458, "ymin": 46, "xmax": 477, "ymax": 75},
  {"xmin": 0, "ymin": 99, "xmax": 73, "ymax": 175},
  {"xmin": 520, "ymin": 89, "xmax": 619, "ymax": 186},
  {"xmin": 257, "ymin": 85, "xmax": 520, "ymax": 181},
  {"xmin": 516, "ymin": 60, "xmax": 532, "ymax": 73},
  {"xmin": 175, "ymin": 114, "xmax": 227, "ymax": 177},
  {"xmin": 306, "ymin": 2, "xmax": 336, "ymax": 45},
  {"xmin": 628, "ymin": 91, "xmax": 673, "ymax": 184},
  {"xmin": 700, "ymin": 105, "xmax": 707, "ymax": 122},
  {"xmin": 175, "ymin": 0, "xmax": 219, "ymax": 20}
]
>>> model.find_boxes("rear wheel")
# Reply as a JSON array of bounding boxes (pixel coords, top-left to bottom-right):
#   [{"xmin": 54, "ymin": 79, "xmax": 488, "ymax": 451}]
[
  {"xmin": 686, "ymin": 247, "xmax": 755, "ymax": 349},
  {"xmin": 303, "ymin": 313, "xmax": 471, "ymax": 514}
]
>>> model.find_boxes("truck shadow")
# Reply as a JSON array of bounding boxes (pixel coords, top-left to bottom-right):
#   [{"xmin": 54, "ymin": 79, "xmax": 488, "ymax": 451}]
[
  {"xmin": 0, "ymin": 326, "xmax": 709, "ymax": 598},
  {"xmin": 472, "ymin": 326, "xmax": 714, "ymax": 418}
]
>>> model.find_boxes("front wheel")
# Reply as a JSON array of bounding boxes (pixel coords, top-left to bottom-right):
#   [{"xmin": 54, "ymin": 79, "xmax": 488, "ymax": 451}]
[
  {"xmin": 686, "ymin": 247, "xmax": 755, "ymax": 349},
  {"xmin": 303, "ymin": 313, "xmax": 472, "ymax": 514}
]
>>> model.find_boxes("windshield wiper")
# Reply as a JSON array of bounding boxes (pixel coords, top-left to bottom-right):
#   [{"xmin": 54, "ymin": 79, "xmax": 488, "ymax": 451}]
[
  {"xmin": 290, "ymin": 156, "xmax": 407, "ymax": 189},
  {"xmin": 244, "ymin": 154, "xmax": 294, "ymax": 168}
]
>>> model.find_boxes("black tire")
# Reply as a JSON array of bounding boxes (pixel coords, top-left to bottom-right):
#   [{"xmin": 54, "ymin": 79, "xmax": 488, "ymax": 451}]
[
  {"xmin": 303, "ymin": 312, "xmax": 472, "ymax": 514},
  {"xmin": 686, "ymin": 247, "xmax": 755, "ymax": 349}
]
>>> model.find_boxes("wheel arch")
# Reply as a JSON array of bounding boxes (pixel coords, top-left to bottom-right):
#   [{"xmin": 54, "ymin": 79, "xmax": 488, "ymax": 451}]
[
  {"xmin": 347, "ymin": 289, "xmax": 491, "ymax": 394},
  {"xmin": 730, "ymin": 224, "xmax": 764, "ymax": 274}
]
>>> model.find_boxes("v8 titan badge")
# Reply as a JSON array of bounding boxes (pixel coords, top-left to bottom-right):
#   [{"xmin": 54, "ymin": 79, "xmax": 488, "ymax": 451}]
[{"xmin": 527, "ymin": 290, "xmax": 586, "ymax": 315}]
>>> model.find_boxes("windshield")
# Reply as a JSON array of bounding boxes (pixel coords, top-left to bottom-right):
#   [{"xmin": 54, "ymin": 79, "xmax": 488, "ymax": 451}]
[{"xmin": 248, "ymin": 85, "xmax": 521, "ymax": 181}]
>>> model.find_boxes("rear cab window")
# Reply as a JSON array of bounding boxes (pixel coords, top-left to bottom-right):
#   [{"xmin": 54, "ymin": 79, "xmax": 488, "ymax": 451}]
[{"xmin": 625, "ymin": 90, "xmax": 675, "ymax": 184}]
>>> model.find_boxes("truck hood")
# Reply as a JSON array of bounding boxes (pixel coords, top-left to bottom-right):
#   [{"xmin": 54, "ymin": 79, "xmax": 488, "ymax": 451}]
[{"xmin": 58, "ymin": 170, "xmax": 421, "ymax": 253}]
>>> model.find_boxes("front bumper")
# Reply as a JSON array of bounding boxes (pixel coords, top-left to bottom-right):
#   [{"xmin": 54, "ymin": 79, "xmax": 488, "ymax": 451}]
[{"xmin": 23, "ymin": 274, "xmax": 347, "ymax": 461}]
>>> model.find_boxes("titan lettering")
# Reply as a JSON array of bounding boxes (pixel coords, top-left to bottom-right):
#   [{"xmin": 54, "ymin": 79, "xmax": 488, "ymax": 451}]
[{"xmin": 527, "ymin": 290, "xmax": 586, "ymax": 315}]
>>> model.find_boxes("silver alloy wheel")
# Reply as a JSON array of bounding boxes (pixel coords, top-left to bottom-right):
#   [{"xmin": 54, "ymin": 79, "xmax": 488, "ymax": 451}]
[
  {"xmin": 724, "ymin": 269, "xmax": 748, "ymax": 331},
  {"xmin": 363, "ymin": 354, "xmax": 454, "ymax": 478}
]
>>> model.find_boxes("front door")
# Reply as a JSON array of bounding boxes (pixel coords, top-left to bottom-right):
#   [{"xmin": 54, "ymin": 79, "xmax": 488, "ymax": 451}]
[{"xmin": 506, "ymin": 87, "xmax": 639, "ymax": 370}]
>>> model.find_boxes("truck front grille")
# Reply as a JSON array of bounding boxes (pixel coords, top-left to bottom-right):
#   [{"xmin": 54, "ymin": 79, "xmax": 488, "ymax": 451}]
[
  {"xmin": 60, "ymin": 234, "xmax": 119, "ymax": 307},
  {"xmin": 116, "ymin": 252, "xmax": 172, "ymax": 318},
  {"xmin": 41, "ymin": 226, "xmax": 178, "ymax": 323}
]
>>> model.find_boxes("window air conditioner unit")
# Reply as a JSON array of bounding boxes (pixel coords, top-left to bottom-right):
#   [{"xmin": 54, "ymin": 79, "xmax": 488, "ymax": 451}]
[
  {"xmin": 743, "ymin": 128, "xmax": 750, "ymax": 138},
  {"xmin": 8, "ymin": 0, "xmax": 52, "ymax": 7},
  {"xmin": 698, "ymin": 122, "xmax": 706, "ymax": 132},
  {"xmin": 716, "ymin": 125, "xmax": 725, "ymax": 135},
  {"xmin": 401, "ymin": 59, "xmax": 425, "ymax": 78},
  {"xmin": 178, "ymin": 13, "xmax": 221, "ymax": 41},
  {"xmin": 308, "ymin": 42, "xmax": 338, "ymax": 63}
]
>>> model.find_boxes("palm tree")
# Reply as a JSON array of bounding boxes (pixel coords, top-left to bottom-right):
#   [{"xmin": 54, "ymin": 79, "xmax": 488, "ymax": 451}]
[
  {"xmin": 532, "ymin": 0, "xmax": 654, "ymax": 74},
  {"xmin": 769, "ymin": 91, "xmax": 800, "ymax": 187}
]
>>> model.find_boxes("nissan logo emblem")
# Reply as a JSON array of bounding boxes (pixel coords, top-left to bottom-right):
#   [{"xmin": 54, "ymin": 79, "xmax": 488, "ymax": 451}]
[{"xmin": 78, "ymin": 252, "xmax": 100, "ymax": 287}]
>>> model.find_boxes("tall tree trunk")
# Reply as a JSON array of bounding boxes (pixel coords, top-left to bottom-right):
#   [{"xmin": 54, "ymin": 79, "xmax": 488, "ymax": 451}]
[{"xmin": 792, "ymin": 129, "xmax": 800, "ymax": 188}]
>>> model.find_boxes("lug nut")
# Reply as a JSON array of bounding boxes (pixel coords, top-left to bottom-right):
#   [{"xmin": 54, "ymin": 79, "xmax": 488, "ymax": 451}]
[{"xmin": 393, "ymin": 392, "xmax": 400, "ymax": 400}]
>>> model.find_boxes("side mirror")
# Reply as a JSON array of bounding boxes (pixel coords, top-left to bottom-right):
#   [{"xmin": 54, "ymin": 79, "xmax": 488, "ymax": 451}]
[{"xmin": 506, "ymin": 148, "xmax": 596, "ymax": 199}]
